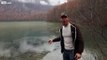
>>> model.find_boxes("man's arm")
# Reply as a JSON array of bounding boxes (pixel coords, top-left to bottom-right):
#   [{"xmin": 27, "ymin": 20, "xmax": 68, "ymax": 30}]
[
  {"xmin": 74, "ymin": 25, "xmax": 84, "ymax": 60},
  {"xmin": 52, "ymin": 37, "xmax": 61, "ymax": 42},
  {"xmin": 48, "ymin": 37, "xmax": 61, "ymax": 44},
  {"xmin": 75, "ymin": 26, "xmax": 84, "ymax": 54}
]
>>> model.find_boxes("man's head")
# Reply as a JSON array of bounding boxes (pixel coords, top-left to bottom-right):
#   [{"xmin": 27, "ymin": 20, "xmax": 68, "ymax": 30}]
[{"xmin": 60, "ymin": 13, "xmax": 69, "ymax": 27}]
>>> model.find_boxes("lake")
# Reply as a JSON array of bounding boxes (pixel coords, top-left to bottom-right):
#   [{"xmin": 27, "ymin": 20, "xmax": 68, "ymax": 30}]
[{"xmin": 0, "ymin": 21, "xmax": 106, "ymax": 60}]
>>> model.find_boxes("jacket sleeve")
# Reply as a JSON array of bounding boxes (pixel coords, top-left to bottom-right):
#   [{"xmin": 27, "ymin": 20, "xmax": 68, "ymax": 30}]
[
  {"xmin": 52, "ymin": 37, "xmax": 61, "ymax": 42},
  {"xmin": 75, "ymin": 25, "xmax": 84, "ymax": 54}
]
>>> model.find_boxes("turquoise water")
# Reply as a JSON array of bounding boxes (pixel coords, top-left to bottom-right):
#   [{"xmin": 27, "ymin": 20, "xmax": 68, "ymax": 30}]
[
  {"xmin": 0, "ymin": 22, "xmax": 51, "ymax": 41},
  {"xmin": 0, "ymin": 21, "xmax": 59, "ymax": 60}
]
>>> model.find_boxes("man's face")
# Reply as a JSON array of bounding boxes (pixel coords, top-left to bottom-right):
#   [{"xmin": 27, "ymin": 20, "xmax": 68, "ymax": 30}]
[{"xmin": 60, "ymin": 17, "xmax": 69, "ymax": 26}]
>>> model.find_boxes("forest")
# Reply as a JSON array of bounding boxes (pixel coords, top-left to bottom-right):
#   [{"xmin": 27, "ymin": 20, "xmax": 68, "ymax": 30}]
[{"xmin": 47, "ymin": 0, "xmax": 107, "ymax": 39}]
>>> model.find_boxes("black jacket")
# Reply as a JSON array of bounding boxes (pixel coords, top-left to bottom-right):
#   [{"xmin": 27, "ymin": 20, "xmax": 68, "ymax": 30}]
[{"xmin": 52, "ymin": 24, "xmax": 84, "ymax": 55}]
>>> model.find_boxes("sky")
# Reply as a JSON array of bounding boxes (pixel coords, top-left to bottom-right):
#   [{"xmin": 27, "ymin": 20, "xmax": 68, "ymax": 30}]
[
  {"xmin": 16, "ymin": 0, "xmax": 67, "ymax": 5},
  {"xmin": 0, "ymin": 0, "xmax": 67, "ymax": 5}
]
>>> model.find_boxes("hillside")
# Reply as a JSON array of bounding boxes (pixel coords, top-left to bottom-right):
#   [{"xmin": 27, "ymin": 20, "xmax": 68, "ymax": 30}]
[{"xmin": 0, "ymin": 1, "xmax": 53, "ymax": 21}]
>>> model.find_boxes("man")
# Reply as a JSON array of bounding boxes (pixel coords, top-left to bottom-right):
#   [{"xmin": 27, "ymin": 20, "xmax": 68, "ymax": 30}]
[{"xmin": 48, "ymin": 13, "xmax": 84, "ymax": 60}]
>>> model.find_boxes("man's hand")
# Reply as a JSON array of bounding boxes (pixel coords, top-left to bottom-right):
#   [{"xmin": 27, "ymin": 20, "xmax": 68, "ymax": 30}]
[
  {"xmin": 75, "ymin": 53, "xmax": 81, "ymax": 60},
  {"xmin": 48, "ymin": 40, "xmax": 53, "ymax": 44}
]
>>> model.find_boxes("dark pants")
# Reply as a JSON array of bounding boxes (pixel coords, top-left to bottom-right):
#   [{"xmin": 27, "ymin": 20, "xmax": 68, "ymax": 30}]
[{"xmin": 63, "ymin": 49, "xmax": 76, "ymax": 60}]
